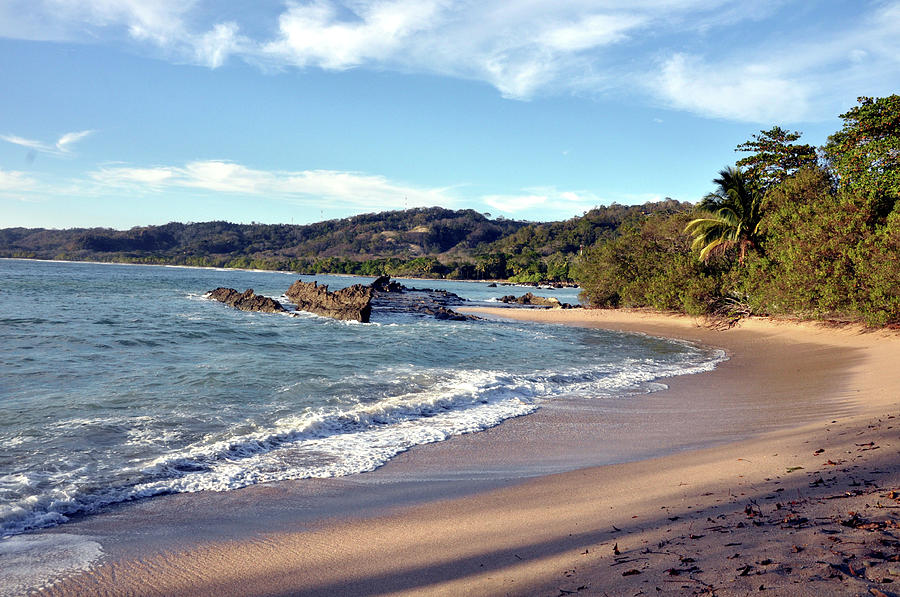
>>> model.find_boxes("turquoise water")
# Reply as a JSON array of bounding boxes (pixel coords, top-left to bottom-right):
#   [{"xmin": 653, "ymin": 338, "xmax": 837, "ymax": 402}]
[{"xmin": 0, "ymin": 259, "xmax": 722, "ymax": 537}]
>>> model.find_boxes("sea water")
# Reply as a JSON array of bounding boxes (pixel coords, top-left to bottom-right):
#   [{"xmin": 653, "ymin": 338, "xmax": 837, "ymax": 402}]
[{"xmin": 0, "ymin": 259, "xmax": 724, "ymax": 538}]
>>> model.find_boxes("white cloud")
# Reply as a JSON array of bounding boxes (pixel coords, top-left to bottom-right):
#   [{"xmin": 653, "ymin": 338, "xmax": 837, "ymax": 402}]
[
  {"xmin": 193, "ymin": 22, "xmax": 241, "ymax": 68},
  {"xmin": 539, "ymin": 14, "xmax": 646, "ymax": 52},
  {"xmin": 90, "ymin": 160, "xmax": 456, "ymax": 209},
  {"xmin": 0, "ymin": 135, "xmax": 52, "ymax": 153},
  {"xmin": 656, "ymin": 53, "xmax": 810, "ymax": 122},
  {"xmin": 2, "ymin": 130, "xmax": 94, "ymax": 155},
  {"xmin": 2, "ymin": 1, "xmax": 898, "ymax": 122},
  {"xmin": 483, "ymin": 187, "xmax": 598, "ymax": 216},
  {"xmin": 56, "ymin": 130, "xmax": 94, "ymax": 152},
  {"xmin": 262, "ymin": 0, "xmax": 445, "ymax": 70},
  {"xmin": 0, "ymin": 168, "xmax": 37, "ymax": 191}
]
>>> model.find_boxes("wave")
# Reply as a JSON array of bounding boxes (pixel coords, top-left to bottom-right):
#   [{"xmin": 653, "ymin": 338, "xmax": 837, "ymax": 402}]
[{"xmin": 0, "ymin": 344, "xmax": 724, "ymax": 538}]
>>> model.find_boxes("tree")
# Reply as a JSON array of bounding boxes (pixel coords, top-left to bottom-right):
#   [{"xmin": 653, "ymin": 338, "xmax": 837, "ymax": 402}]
[
  {"xmin": 824, "ymin": 95, "xmax": 900, "ymax": 225},
  {"xmin": 685, "ymin": 166, "xmax": 763, "ymax": 264},
  {"xmin": 735, "ymin": 126, "xmax": 817, "ymax": 192}
]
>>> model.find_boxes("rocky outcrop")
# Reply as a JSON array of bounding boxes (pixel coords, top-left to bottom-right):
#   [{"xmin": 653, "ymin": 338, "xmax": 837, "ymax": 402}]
[
  {"xmin": 285, "ymin": 280, "xmax": 373, "ymax": 322},
  {"xmin": 371, "ymin": 275, "xmax": 404, "ymax": 293},
  {"xmin": 206, "ymin": 288, "xmax": 287, "ymax": 313},
  {"xmin": 369, "ymin": 277, "xmax": 479, "ymax": 320},
  {"xmin": 208, "ymin": 277, "xmax": 480, "ymax": 323},
  {"xmin": 499, "ymin": 292, "xmax": 568, "ymax": 309}
]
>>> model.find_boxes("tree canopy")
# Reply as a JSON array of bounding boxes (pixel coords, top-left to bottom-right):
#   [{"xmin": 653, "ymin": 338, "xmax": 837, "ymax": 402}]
[
  {"xmin": 735, "ymin": 126, "xmax": 818, "ymax": 191},
  {"xmin": 825, "ymin": 95, "xmax": 900, "ymax": 225}
]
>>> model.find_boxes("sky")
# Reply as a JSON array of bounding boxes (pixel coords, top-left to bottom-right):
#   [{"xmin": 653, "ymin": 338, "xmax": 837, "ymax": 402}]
[{"xmin": 1, "ymin": 1, "xmax": 899, "ymax": 229}]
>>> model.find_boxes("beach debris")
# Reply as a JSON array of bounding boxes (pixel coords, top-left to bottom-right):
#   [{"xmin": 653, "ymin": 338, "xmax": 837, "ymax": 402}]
[
  {"xmin": 840, "ymin": 512, "xmax": 897, "ymax": 531},
  {"xmin": 206, "ymin": 287, "xmax": 287, "ymax": 313},
  {"xmin": 613, "ymin": 543, "xmax": 621, "ymax": 555},
  {"xmin": 621, "ymin": 568, "xmax": 641, "ymax": 576}
]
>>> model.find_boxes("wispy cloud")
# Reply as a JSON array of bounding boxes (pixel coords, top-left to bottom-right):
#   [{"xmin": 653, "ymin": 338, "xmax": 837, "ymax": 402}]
[
  {"xmin": 483, "ymin": 186, "xmax": 599, "ymax": 216},
  {"xmin": 262, "ymin": 0, "xmax": 445, "ymax": 70},
  {"xmin": 56, "ymin": 130, "xmax": 94, "ymax": 152},
  {"xmin": 2, "ymin": 130, "xmax": 94, "ymax": 155},
  {"xmin": 483, "ymin": 187, "xmax": 673, "ymax": 218},
  {"xmin": 655, "ymin": 53, "xmax": 810, "ymax": 122},
  {"xmin": 2, "ymin": 1, "xmax": 898, "ymax": 121},
  {"xmin": 0, "ymin": 134, "xmax": 51, "ymax": 153},
  {"xmin": 0, "ymin": 168, "xmax": 38, "ymax": 191},
  {"xmin": 90, "ymin": 160, "xmax": 457, "ymax": 209}
]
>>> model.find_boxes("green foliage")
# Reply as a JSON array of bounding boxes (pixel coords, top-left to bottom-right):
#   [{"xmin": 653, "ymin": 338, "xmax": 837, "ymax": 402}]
[
  {"xmin": 576, "ymin": 212, "xmax": 722, "ymax": 314},
  {"xmin": 685, "ymin": 167, "xmax": 763, "ymax": 264},
  {"xmin": 3, "ymin": 96, "xmax": 897, "ymax": 325},
  {"xmin": 745, "ymin": 167, "xmax": 858, "ymax": 317},
  {"xmin": 825, "ymin": 95, "xmax": 900, "ymax": 225},
  {"xmin": 732, "ymin": 164, "xmax": 900, "ymax": 326},
  {"xmin": 577, "ymin": 94, "xmax": 900, "ymax": 327},
  {"xmin": 735, "ymin": 126, "xmax": 817, "ymax": 191}
]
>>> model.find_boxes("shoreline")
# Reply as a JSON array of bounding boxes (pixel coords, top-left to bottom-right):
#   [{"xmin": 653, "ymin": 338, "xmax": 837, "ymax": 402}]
[
  {"xmin": 28, "ymin": 308, "xmax": 900, "ymax": 596},
  {"xmin": 0, "ymin": 256, "xmax": 576, "ymax": 288}
]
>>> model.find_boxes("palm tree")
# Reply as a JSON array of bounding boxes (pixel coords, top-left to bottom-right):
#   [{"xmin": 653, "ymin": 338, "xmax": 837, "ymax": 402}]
[{"xmin": 685, "ymin": 166, "xmax": 763, "ymax": 264}]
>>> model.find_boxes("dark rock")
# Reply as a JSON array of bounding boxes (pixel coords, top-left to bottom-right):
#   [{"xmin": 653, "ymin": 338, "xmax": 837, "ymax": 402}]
[
  {"xmin": 487, "ymin": 283, "xmax": 497, "ymax": 288},
  {"xmin": 206, "ymin": 288, "xmax": 287, "ymax": 313},
  {"xmin": 498, "ymin": 292, "xmax": 563, "ymax": 308},
  {"xmin": 370, "ymin": 275, "xmax": 404, "ymax": 292},
  {"xmin": 368, "ymin": 276, "xmax": 478, "ymax": 320},
  {"xmin": 425, "ymin": 306, "xmax": 479, "ymax": 321},
  {"xmin": 285, "ymin": 280, "xmax": 373, "ymax": 322}
]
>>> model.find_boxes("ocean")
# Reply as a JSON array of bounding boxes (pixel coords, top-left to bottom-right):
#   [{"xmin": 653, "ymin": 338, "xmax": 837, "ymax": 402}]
[{"xmin": 0, "ymin": 258, "xmax": 724, "ymax": 539}]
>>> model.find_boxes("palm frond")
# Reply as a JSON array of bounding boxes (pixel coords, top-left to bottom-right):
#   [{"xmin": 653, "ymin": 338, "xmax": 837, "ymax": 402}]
[{"xmin": 685, "ymin": 166, "xmax": 764, "ymax": 264}]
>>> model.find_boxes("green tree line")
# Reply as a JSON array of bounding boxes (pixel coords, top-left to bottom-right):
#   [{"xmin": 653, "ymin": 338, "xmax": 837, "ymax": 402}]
[{"xmin": 576, "ymin": 95, "xmax": 899, "ymax": 326}]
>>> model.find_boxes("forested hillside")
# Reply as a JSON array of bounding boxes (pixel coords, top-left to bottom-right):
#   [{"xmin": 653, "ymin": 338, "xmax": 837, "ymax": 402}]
[
  {"xmin": 0, "ymin": 202, "xmax": 688, "ymax": 282},
  {"xmin": 9, "ymin": 94, "xmax": 894, "ymax": 326}
]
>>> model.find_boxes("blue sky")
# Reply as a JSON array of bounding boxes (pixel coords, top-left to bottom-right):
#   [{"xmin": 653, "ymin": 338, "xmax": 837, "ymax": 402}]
[{"xmin": 1, "ymin": 1, "xmax": 898, "ymax": 229}]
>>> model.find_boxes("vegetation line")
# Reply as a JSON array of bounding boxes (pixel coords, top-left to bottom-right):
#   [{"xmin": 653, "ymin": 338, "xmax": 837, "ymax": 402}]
[{"xmin": 2, "ymin": 95, "xmax": 897, "ymax": 326}]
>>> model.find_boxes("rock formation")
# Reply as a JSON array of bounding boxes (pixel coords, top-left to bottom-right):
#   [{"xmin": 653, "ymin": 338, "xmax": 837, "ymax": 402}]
[
  {"xmin": 285, "ymin": 280, "xmax": 373, "ymax": 322},
  {"xmin": 206, "ymin": 288, "xmax": 287, "ymax": 313},
  {"xmin": 370, "ymin": 275, "xmax": 404, "ymax": 293},
  {"xmin": 369, "ymin": 278, "xmax": 479, "ymax": 321},
  {"xmin": 499, "ymin": 292, "xmax": 570, "ymax": 309},
  {"xmin": 208, "ymin": 277, "xmax": 480, "ymax": 323}
]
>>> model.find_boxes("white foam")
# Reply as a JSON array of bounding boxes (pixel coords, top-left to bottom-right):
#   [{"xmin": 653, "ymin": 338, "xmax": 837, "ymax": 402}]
[
  {"xmin": 0, "ymin": 534, "xmax": 102, "ymax": 596},
  {"xmin": 0, "ymin": 341, "xmax": 726, "ymax": 538}
]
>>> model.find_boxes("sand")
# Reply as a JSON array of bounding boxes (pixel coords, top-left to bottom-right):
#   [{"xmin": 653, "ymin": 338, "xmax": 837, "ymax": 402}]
[{"xmin": 35, "ymin": 308, "xmax": 900, "ymax": 596}]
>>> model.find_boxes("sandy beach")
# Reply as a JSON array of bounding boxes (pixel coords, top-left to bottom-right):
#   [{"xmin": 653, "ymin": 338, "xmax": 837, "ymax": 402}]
[{"xmin": 34, "ymin": 307, "xmax": 900, "ymax": 596}]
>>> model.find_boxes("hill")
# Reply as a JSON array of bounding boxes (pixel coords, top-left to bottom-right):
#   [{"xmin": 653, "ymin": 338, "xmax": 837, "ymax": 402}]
[{"xmin": 0, "ymin": 201, "xmax": 693, "ymax": 281}]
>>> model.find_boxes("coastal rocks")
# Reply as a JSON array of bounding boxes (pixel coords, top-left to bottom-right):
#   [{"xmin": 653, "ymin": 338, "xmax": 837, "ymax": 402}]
[
  {"xmin": 497, "ymin": 292, "xmax": 580, "ymax": 309},
  {"xmin": 370, "ymin": 275, "xmax": 404, "ymax": 293},
  {"xmin": 208, "ymin": 276, "xmax": 477, "ymax": 323},
  {"xmin": 369, "ymin": 277, "xmax": 479, "ymax": 321},
  {"xmin": 499, "ymin": 292, "xmax": 565, "ymax": 308},
  {"xmin": 285, "ymin": 280, "xmax": 373, "ymax": 323},
  {"xmin": 206, "ymin": 287, "xmax": 287, "ymax": 313}
]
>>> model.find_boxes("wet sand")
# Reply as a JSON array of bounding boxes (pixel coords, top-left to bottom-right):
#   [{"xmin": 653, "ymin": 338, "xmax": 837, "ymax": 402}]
[{"xmin": 32, "ymin": 308, "xmax": 900, "ymax": 596}]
